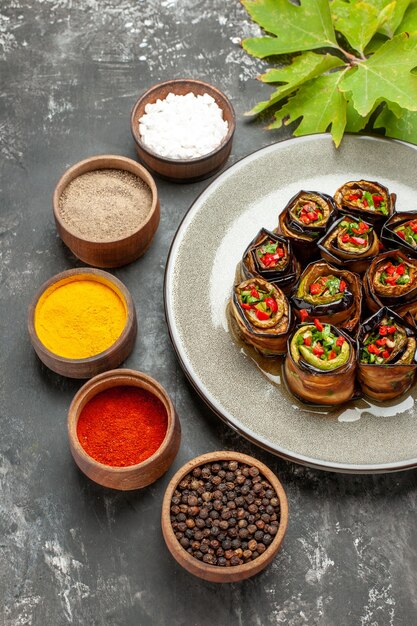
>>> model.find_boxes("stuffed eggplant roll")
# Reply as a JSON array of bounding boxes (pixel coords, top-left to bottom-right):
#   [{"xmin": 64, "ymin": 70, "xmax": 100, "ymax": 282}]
[
  {"xmin": 334, "ymin": 180, "xmax": 394, "ymax": 230},
  {"xmin": 284, "ymin": 320, "xmax": 356, "ymax": 405},
  {"xmin": 381, "ymin": 211, "xmax": 417, "ymax": 258},
  {"xmin": 231, "ymin": 278, "xmax": 292, "ymax": 356},
  {"xmin": 358, "ymin": 308, "xmax": 417, "ymax": 401},
  {"xmin": 291, "ymin": 261, "xmax": 361, "ymax": 333},
  {"xmin": 317, "ymin": 215, "xmax": 381, "ymax": 274},
  {"xmin": 363, "ymin": 250, "xmax": 417, "ymax": 317},
  {"xmin": 277, "ymin": 190, "xmax": 337, "ymax": 262},
  {"xmin": 240, "ymin": 229, "xmax": 300, "ymax": 295}
]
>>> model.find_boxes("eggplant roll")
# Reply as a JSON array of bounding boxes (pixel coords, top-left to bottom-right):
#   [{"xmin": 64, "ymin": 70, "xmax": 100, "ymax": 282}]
[
  {"xmin": 284, "ymin": 320, "xmax": 356, "ymax": 405},
  {"xmin": 239, "ymin": 228, "xmax": 301, "ymax": 295},
  {"xmin": 277, "ymin": 190, "xmax": 337, "ymax": 262},
  {"xmin": 334, "ymin": 179, "xmax": 395, "ymax": 229},
  {"xmin": 231, "ymin": 278, "xmax": 292, "ymax": 356},
  {"xmin": 363, "ymin": 249, "xmax": 417, "ymax": 317},
  {"xmin": 358, "ymin": 307, "xmax": 417, "ymax": 401},
  {"xmin": 291, "ymin": 261, "xmax": 362, "ymax": 333},
  {"xmin": 381, "ymin": 211, "xmax": 417, "ymax": 258},
  {"xmin": 317, "ymin": 215, "xmax": 381, "ymax": 274}
]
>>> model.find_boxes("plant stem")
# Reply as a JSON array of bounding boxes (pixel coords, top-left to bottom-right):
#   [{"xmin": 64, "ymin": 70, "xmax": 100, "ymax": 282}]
[{"xmin": 336, "ymin": 44, "xmax": 363, "ymax": 65}]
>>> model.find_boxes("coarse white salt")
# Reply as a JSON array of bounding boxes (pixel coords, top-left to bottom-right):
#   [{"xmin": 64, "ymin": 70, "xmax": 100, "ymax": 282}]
[{"xmin": 138, "ymin": 91, "xmax": 229, "ymax": 160}]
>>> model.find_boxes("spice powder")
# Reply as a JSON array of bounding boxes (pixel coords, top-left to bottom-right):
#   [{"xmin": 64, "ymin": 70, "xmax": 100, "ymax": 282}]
[
  {"xmin": 58, "ymin": 169, "xmax": 153, "ymax": 242},
  {"xmin": 34, "ymin": 276, "xmax": 127, "ymax": 359},
  {"xmin": 77, "ymin": 386, "xmax": 168, "ymax": 467}
]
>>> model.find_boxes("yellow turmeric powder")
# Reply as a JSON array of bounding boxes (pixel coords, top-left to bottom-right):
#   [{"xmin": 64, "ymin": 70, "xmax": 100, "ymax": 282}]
[{"xmin": 34, "ymin": 275, "xmax": 127, "ymax": 359}]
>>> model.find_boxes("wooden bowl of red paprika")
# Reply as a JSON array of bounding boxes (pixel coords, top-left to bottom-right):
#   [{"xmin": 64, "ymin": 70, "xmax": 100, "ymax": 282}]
[{"xmin": 68, "ymin": 369, "xmax": 181, "ymax": 490}]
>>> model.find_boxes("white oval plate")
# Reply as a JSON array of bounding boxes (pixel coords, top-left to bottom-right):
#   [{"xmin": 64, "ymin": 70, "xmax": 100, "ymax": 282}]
[{"xmin": 164, "ymin": 134, "xmax": 417, "ymax": 473}]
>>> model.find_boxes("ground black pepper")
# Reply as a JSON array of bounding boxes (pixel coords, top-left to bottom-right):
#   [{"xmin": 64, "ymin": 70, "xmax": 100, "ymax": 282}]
[{"xmin": 170, "ymin": 461, "xmax": 281, "ymax": 567}]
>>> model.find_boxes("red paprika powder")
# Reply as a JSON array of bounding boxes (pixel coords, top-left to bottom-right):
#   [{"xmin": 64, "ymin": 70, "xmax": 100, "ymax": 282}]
[{"xmin": 77, "ymin": 386, "xmax": 168, "ymax": 467}]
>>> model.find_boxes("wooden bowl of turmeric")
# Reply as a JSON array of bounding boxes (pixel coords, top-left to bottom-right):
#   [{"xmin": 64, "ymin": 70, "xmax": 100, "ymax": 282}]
[
  {"xmin": 67, "ymin": 369, "xmax": 181, "ymax": 490},
  {"xmin": 28, "ymin": 268, "xmax": 137, "ymax": 378}
]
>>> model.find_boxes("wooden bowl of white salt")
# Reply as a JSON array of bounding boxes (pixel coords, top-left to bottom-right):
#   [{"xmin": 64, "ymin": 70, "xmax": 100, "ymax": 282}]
[
  {"xmin": 130, "ymin": 78, "xmax": 236, "ymax": 183},
  {"xmin": 53, "ymin": 154, "xmax": 160, "ymax": 268}
]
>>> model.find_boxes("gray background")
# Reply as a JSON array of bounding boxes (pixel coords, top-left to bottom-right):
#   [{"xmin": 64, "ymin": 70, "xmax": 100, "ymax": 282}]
[{"xmin": 1, "ymin": 1, "xmax": 416, "ymax": 625}]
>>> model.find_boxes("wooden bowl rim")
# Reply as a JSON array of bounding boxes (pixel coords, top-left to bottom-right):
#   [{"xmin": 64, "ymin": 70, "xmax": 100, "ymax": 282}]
[
  {"xmin": 52, "ymin": 154, "xmax": 159, "ymax": 244},
  {"xmin": 130, "ymin": 78, "xmax": 236, "ymax": 165},
  {"xmin": 27, "ymin": 267, "xmax": 136, "ymax": 366},
  {"xmin": 68, "ymin": 368, "xmax": 176, "ymax": 473},
  {"xmin": 161, "ymin": 450, "xmax": 288, "ymax": 579}
]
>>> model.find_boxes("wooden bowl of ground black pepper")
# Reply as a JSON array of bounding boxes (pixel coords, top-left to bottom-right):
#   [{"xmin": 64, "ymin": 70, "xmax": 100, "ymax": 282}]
[
  {"xmin": 161, "ymin": 451, "xmax": 288, "ymax": 582},
  {"xmin": 68, "ymin": 369, "xmax": 181, "ymax": 490},
  {"xmin": 53, "ymin": 155, "xmax": 160, "ymax": 268}
]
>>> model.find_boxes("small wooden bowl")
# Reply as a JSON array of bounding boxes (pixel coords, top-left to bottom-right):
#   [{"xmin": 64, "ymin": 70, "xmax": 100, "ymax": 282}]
[
  {"xmin": 161, "ymin": 451, "xmax": 288, "ymax": 582},
  {"xmin": 68, "ymin": 369, "xmax": 181, "ymax": 490},
  {"xmin": 28, "ymin": 268, "xmax": 137, "ymax": 379},
  {"xmin": 131, "ymin": 79, "xmax": 236, "ymax": 183},
  {"xmin": 53, "ymin": 155, "xmax": 160, "ymax": 268}
]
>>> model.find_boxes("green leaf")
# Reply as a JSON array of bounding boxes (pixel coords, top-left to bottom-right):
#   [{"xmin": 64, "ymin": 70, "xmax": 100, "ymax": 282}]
[
  {"xmin": 247, "ymin": 52, "xmax": 343, "ymax": 115},
  {"xmin": 375, "ymin": 105, "xmax": 417, "ymax": 142},
  {"xmin": 241, "ymin": 0, "xmax": 337, "ymax": 57},
  {"xmin": 340, "ymin": 32, "xmax": 417, "ymax": 116},
  {"xmin": 372, "ymin": 0, "xmax": 412, "ymax": 37},
  {"xmin": 395, "ymin": 2, "xmax": 417, "ymax": 32},
  {"xmin": 270, "ymin": 70, "xmax": 348, "ymax": 147},
  {"xmin": 345, "ymin": 99, "xmax": 372, "ymax": 131},
  {"xmin": 332, "ymin": 0, "xmax": 394, "ymax": 54}
]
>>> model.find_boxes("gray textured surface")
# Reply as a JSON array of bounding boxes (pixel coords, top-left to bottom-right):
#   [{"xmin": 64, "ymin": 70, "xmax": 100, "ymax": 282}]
[{"xmin": 1, "ymin": 1, "xmax": 416, "ymax": 625}]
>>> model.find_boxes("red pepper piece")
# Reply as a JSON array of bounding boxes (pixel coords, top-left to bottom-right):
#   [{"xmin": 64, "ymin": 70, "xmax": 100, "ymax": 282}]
[
  {"xmin": 410, "ymin": 221, "xmax": 417, "ymax": 233},
  {"xmin": 314, "ymin": 318, "xmax": 323, "ymax": 332},
  {"xmin": 277, "ymin": 248, "xmax": 285, "ymax": 258},
  {"xmin": 385, "ymin": 276, "xmax": 398, "ymax": 285},
  {"xmin": 312, "ymin": 345, "xmax": 324, "ymax": 357},
  {"xmin": 328, "ymin": 350, "xmax": 337, "ymax": 360},
  {"xmin": 336, "ymin": 336, "xmax": 345, "ymax": 347},
  {"xmin": 307, "ymin": 211, "xmax": 318, "ymax": 221},
  {"xmin": 379, "ymin": 326, "xmax": 388, "ymax": 335},
  {"xmin": 387, "ymin": 325, "xmax": 396, "ymax": 334},
  {"xmin": 368, "ymin": 344, "xmax": 380, "ymax": 355},
  {"xmin": 339, "ymin": 280, "xmax": 346, "ymax": 292},
  {"xmin": 341, "ymin": 234, "xmax": 350, "ymax": 243},
  {"xmin": 304, "ymin": 336, "xmax": 312, "ymax": 346},
  {"xmin": 363, "ymin": 198, "xmax": 369, "ymax": 207},
  {"xmin": 382, "ymin": 350, "xmax": 390, "ymax": 359},
  {"xmin": 250, "ymin": 288, "xmax": 260, "ymax": 299},
  {"xmin": 241, "ymin": 303, "xmax": 252, "ymax": 310},
  {"xmin": 300, "ymin": 215, "xmax": 310, "ymax": 224},
  {"xmin": 255, "ymin": 309, "xmax": 270, "ymax": 321},
  {"xmin": 386, "ymin": 263, "xmax": 396, "ymax": 275},
  {"xmin": 396, "ymin": 264, "xmax": 405, "ymax": 275},
  {"xmin": 348, "ymin": 194, "xmax": 360, "ymax": 201},
  {"xmin": 309, "ymin": 283, "xmax": 322, "ymax": 295},
  {"xmin": 264, "ymin": 297, "xmax": 277, "ymax": 313},
  {"xmin": 397, "ymin": 230, "xmax": 406, "ymax": 239},
  {"xmin": 350, "ymin": 236, "xmax": 366, "ymax": 246},
  {"xmin": 299, "ymin": 309, "xmax": 309, "ymax": 322},
  {"xmin": 376, "ymin": 338, "xmax": 387, "ymax": 346}
]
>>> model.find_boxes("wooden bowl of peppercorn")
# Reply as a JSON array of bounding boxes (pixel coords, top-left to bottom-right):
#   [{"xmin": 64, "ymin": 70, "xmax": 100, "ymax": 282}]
[
  {"xmin": 68, "ymin": 369, "xmax": 181, "ymax": 490},
  {"xmin": 161, "ymin": 451, "xmax": 288, "ymax": 582}
]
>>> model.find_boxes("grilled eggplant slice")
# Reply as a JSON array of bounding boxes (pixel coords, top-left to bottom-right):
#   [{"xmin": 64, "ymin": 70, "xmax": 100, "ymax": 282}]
[
  {"xmin": 363, "ymin": 249, "xmax": 417, "ymax": 317},
  {"xmin": 291, "ymin": 261, "xmax": 361, "ymax": 334},
  {"xmin": 358, "ymin": 307, "xmax": 417, "ymax": 401},
  {"xmin": 381, "ymin": 211, "xmax": 417, "ymax": 258},
  {"xmin": 239, "ymin": 229, "xmax": 301, "ymax": 295},
  {"xmin": 317, "ymin": 215, "xmax": 381, "ymax": 274},
  {"xmin": 284, "ymin": 320, "xmax": 356, "ymax": 405},
  {"xmin": 277, "ymin": 190, "xmax": 337, "ymax": 262},
  {"xmin": 334, "ymin": 179, "xmax": 395, "ymax": 230},
  {"xmin": 230, "ymin": 277, "xmax": 292, "ymax": 356}
]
